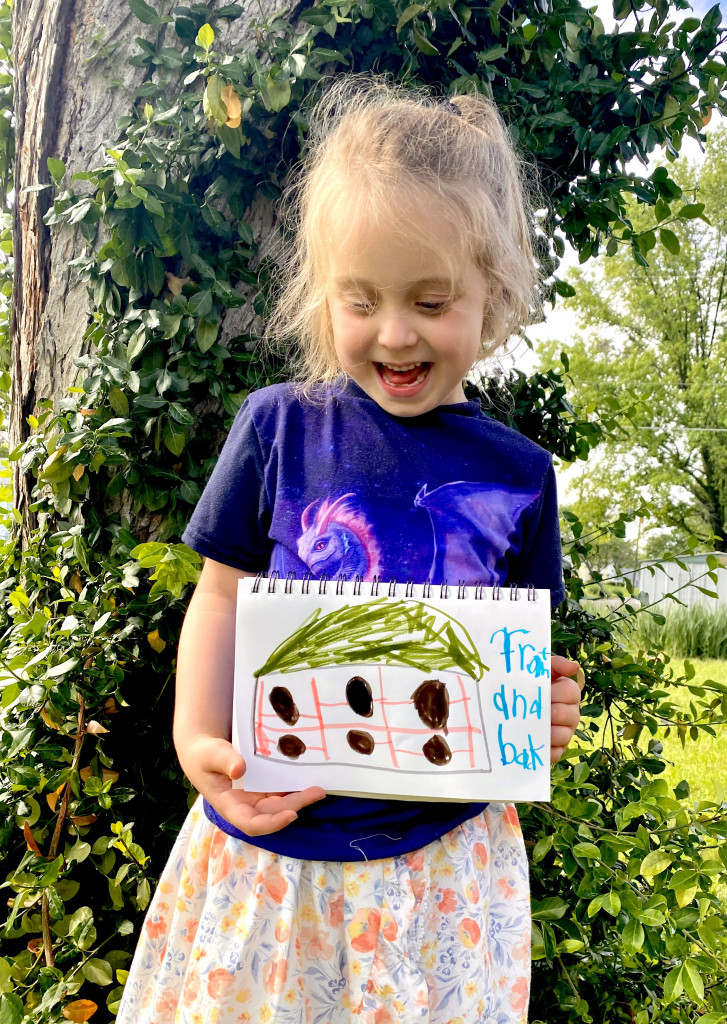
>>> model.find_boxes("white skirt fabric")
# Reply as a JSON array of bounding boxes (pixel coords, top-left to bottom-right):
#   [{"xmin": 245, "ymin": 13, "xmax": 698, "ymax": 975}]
[{"xmin": 116, "ymin": 797, "xmax": 531, "ymax": 1024}]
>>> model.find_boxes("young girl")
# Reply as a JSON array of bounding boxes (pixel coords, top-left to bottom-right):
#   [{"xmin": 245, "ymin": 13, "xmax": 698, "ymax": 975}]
[{"xmin": 117, "ymin": 76, "xmax": 581, "ymax": 1024}]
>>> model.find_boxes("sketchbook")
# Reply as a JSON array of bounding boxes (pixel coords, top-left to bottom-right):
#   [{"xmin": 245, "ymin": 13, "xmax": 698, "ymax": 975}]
[{"xmin": 232, "ymin": 575, "xmax": 552, "ymax": 803}]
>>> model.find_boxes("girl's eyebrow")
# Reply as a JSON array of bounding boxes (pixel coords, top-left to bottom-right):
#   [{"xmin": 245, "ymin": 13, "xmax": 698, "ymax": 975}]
[{"xmin": 333, "ymin": 276, "xmax": 454, "ymax": 291}]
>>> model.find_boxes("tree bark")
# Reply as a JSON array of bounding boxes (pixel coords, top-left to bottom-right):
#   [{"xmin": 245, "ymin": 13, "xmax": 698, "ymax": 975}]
[{"xmin": 10, "ymin": 0, "xmax": 289, "ymax": 535}]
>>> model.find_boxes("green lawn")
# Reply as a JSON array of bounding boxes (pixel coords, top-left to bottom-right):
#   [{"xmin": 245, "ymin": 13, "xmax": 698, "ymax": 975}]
[
  {"xmin": 575, "ymin": 657, "xmax": 726, "ymax": 907},
  {"xmin": 578, "ymin": 655, "xmax": 726, "ymax": 802},
  {"xmin": 655, "ymin": 658, "xmax": 726, "ymax": 806}
]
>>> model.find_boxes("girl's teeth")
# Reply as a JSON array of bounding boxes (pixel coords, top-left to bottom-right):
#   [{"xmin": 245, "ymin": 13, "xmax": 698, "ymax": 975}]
[{"xmin": 378, "ymin": 362, "xmax": 428, "ymax": 388}]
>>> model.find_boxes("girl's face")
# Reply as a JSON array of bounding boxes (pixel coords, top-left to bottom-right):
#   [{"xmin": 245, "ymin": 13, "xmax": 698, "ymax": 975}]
[{"xmin": 326, "ymin": 217, "xmax": 490, "ymax": 418}]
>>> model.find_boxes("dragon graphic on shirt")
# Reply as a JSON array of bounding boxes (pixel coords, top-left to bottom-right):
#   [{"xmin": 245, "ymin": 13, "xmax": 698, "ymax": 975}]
[
  {"xmin": 296, "ymin": 493, "xmax": 382, "ymax": 580},
  {"xmin": 290, "ymin": 483, "xmax": 539, "ymax": 582},
  {"xmin": 413, "ymin": 481, "xmax": 539, "ymax": 582}
]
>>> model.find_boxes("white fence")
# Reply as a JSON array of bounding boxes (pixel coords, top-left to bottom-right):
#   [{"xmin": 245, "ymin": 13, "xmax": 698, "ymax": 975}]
[{"xmin": 621, "ymin": 555, "xmax": 727, "ymax": 609}]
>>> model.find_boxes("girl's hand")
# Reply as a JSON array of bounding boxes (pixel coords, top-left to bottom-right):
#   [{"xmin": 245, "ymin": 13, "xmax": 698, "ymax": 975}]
[
  {"xmin": 183, "ymin": 735, "xmax": 326, "ymax": 836},
  {"xmin": 550, "ymin": 655, "xmax": 584, "ymax": 763}
]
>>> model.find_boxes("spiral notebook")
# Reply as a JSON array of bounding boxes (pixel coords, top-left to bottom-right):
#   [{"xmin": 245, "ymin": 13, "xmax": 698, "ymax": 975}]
[{"xmin": 233, "ymin": 574, "xmax": 552, "ymax": 802}]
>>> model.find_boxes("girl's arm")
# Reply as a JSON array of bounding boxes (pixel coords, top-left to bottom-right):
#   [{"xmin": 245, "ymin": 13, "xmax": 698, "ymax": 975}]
[{"xmin": 173, "ymin": 557, "xmax": 325, "ymax": 835}]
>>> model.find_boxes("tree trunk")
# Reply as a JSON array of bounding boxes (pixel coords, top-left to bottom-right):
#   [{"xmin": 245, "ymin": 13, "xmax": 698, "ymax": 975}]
[{"xmin": 10, "ymin": 0, "xmax": 288, "ymax": 537}]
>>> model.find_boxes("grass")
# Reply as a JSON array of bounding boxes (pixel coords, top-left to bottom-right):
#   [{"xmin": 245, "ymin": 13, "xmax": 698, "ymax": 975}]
[
  {"xmin": 653, "ymin": 657, "xmax": 726, "ymax": 806},
  {"xmin": 579, "ymin": 601, "xmax": 726, "ymax": 803},
  {"xmin": 629, "ymin": 604, "xmax": 727, "ymax": 661},
  {"xmin": 576, "ymin": 652, "xmax": 725, "ymax": 804},
  {"xmin": 575, "ymin": 656, "xmax": 726, "ymax": 908}
]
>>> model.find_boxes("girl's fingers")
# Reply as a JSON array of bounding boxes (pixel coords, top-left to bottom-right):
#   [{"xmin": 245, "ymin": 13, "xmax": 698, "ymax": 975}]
[
  {"xmin": 551, "ymin": 724, "xmax": 577, "ymax": 749},
  {"xmin": 550, "ymin": 673, "xmax": 582, "ymax": 764},
  {"xmin": 551, "ymin": 676, "xmax": 581, "ymax": 707},
  {"xmin": 551, "ymin": 655, "xmax": 586, "ymax": 693},
  {"xmin": 206, "ymin": 786, "xmax": 326, "ymax": 836},
  {"xmin": 207, "ymin": 789, "xmax": 298, "ymax": 835},
  {"xmin": 551, "ymin": 702, "xmax": 581, "ymax": 731},
  {"xmin": 237, "ymin": 810, "xmax": 299, "ymax": 836},
  {"xmin": 251, "ymin": 786, "xmax": 327, "ymax": 814},
  {"xmin": 195, "ymin": 737, "xmax": 245, "ymax": 779},
  {"xmin": 551, "ymin": 653, "xmax": 579, "ymax": 677}
]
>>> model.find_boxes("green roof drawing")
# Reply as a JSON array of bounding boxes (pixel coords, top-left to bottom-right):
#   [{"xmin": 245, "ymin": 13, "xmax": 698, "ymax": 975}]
[{"xmin": 254, "ymin": 598, "xmax": 489, "ymax": 681}]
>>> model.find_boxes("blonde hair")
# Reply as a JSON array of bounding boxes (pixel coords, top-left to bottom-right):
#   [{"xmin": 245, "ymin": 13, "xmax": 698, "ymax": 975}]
[{"xmin": 263, "ymin": 74, "xmax": 538, "ymax": 385}]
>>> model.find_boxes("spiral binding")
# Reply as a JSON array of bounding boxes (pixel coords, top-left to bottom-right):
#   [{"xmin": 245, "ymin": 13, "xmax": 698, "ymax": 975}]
[{"xmin": 251, "ymin": 571, "xmax": 536, "ymax": 600}]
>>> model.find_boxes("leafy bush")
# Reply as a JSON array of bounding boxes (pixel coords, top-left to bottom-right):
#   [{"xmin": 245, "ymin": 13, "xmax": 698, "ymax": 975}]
[{"xmin": 1, "ymin": 2, "xmax": 726, "ymax": 1024}]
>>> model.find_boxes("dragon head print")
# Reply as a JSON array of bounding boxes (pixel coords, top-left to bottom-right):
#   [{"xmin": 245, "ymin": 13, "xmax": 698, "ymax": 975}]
[{"xmin": 297, "ymin": 494, "xmax": 382, "ymax": 581}]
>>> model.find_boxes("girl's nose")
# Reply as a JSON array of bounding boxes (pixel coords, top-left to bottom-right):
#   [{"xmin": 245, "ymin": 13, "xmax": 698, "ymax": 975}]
[{"xmin": 377, "ymin": 312, "xmax": 418, "ymax": 349}]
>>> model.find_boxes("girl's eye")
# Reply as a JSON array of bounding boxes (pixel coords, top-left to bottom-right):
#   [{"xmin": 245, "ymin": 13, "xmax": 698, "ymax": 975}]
[{"xmin": 418, "ymin": 301, "xmax": 449, "ymax": 312}]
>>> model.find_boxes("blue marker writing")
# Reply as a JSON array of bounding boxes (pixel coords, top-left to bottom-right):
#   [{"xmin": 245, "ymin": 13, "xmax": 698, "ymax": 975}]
[
  {"xmin": 518, "ymin": 643, "xmax": 551, "ymax": 677},
  {"xmin": 493, "ymin": 684, "xmax": 543, "ymax": 720},
  {"xmin": 497, "ymin": 724, "xmax": 546, "ymax": 771},
  {"xmin": 490, "ymin": 627, "xmax": 530, "ymax": 673}
]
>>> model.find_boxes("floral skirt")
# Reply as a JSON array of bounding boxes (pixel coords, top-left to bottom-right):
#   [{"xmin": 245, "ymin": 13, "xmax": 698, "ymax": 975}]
[{"xmin": 116, "ymin": 798, "xmax": 530, "ymax": 1024}]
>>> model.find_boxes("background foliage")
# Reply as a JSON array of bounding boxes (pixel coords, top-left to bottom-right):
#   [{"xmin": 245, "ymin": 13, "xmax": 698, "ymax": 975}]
[
  {"xmin": 538, "ymin": 128, "xmax": 727, "ymax": 563},
  {"xmin": 0, "ymin": 1, "xmax": 726, "ymax": 1022}
]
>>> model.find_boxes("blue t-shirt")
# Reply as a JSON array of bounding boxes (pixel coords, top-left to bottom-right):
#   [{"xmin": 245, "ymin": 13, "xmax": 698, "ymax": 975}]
[{"xmin": 183, "ymin": 379, "xmax": 564, "ymax": 861}]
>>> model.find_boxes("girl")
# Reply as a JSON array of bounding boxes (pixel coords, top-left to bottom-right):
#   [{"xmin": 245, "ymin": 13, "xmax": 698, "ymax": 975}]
[{"xmin": 117, "ymin": 76, "xmax": 582, "ymax": 1024}]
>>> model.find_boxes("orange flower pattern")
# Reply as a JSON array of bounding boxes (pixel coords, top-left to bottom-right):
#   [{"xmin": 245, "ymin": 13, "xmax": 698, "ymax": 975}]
[{"xmin": 116, "ymin": 798, "xmax": 530, "ymax": 1024}]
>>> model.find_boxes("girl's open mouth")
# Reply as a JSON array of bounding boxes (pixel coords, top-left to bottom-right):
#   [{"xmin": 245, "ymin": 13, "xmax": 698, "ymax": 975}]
[{"xmin": 376, "ymin": 362, "xmax": 431, "ymax": 394}]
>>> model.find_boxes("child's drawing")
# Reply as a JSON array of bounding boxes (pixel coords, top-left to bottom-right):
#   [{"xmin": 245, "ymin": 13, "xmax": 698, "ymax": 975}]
[
  {"xmin": 253, "ymin": 665, "xmax": 492, "ymax": 774},
  {"xmin": 250, "ymin": 597, "xmax": 492, "ymax": 776},
  {"xmin": 233, "ymin": 580, "xmax": 552, "ymax": 802}
]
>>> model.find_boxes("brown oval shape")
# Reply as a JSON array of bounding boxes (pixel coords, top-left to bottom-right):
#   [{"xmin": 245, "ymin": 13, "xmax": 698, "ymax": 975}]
[
  {"xmin": 277, "ymin": 734, "xmax": 306, "ymax": 759},
  {"xmin": 422, "ymin": 735, "xmax": 452, "ymax": 766},
  {"xmin": 347, "ymin": 729, "xmax": 375, "ymax": 755},
  {"xmin": 269, "ymin": 685, "xmax": 299, "ymax": 725},
  {"xmin": 346, "ymin": 675, "xmax": 374, "ymax": 718},
  {"xmin": 411, "ymin": 679, "xmax": 449, "ymax": 733}
]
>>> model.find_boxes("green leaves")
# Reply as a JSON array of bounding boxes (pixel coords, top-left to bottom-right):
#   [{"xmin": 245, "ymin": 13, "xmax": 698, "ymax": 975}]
[
  {"xmin": 0, "ymin": 994, "xmax": 24, "ymax": 1024},
  {"xmin": 640, "ymin": 849, "xmax": 674, "ymax": 877},
  {"xmin": 108, "ymin": 387, "xmax": 130, "ymax": 417},
  {"xmin": 196, "ymin": 23, "xmax": 214, "ymax": 50},
  {"xmin": 659, "ymin": 227, "xmax": 680, "ymax": 254},
  {"xmin": 196, "ymin": 318, "xmax": 218, "ymax": 352},
  {"xmin": 412, "ymin": 26, "xmax": 438, "ymax": 55},
  {"xmin": 531, "ymin": 897, "xmax": 569, "ymax": 921},
  {"xmin": 254, "ymin": 70, "xmax": 292, "ymax": 112},
  {"xmin": 203, "ymin": 74, "xmax": 227, "ymax": 124},
  {"xmin": 396, "ymin": 4, "xmax": 425, "ymax": 32},
  {"xmin": 47, "ymin": 157, "xmax": 65, "ymax": 184},
  {"xmin": 127, "ymin": 0, "xmax": 159, "ymax": 24},
  {"xmin": 82, "ymin": 958, "xmax": 113, "ymax": 986},
  {"xmin": 664, "ymin": 960, "xmax": 705, "ymax": 1003},
  {"xmin": 130, "ymin": 542, "xmax": 202, "ymax": 598},
  {"xmin": 621, "ymin": 918, "xmax": 645, "ymax": 953},
  {"xmin": 162, "ymin": 419, "xmax": 186, "ymax": 455}
]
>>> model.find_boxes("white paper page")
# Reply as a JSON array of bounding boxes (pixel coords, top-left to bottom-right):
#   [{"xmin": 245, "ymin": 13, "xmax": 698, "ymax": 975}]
[{"xmin": 233, "ymin": 577, "xmax": 551, "ymax": 802}]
